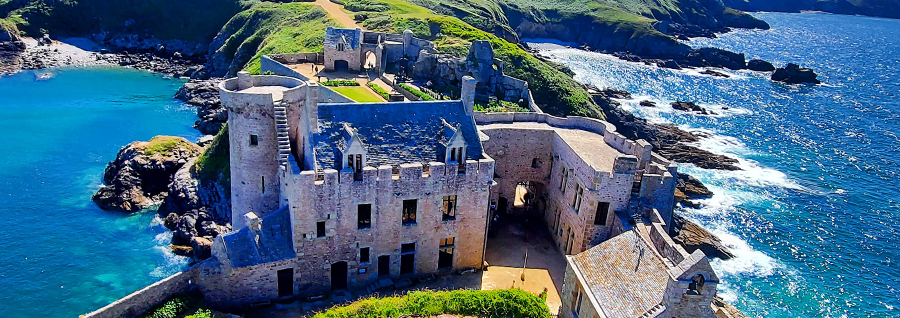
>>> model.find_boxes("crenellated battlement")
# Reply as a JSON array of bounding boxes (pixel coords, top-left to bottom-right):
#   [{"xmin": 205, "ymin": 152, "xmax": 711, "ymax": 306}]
[
  {"xmin": 218, "ymin": 72, "xmax": 308, "ymax": 110},
  {"xmin": 286, "ymin": 158, "xmax": 495, "ymax": 190}
]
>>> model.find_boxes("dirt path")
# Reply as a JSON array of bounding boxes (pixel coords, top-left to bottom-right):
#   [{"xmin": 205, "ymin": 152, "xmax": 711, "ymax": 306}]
[{"xmin": 314, "ymin": 0, "xmax": 362, "ymax": 29}]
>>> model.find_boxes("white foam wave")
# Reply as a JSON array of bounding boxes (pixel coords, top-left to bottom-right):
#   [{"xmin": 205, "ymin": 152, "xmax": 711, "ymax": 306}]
[{"xmin": 617, "ymin": 96, "xmax": 754, "ymax": 121}]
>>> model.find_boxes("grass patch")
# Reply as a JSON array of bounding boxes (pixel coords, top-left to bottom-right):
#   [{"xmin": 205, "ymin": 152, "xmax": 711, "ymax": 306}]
[
  {"xmin": 312, "ymin": 289, "xmax": 551, "ymax": 318},
  {"xmin": 321, "ymin": 79, "xmax": 361, "ymax": 86},
  {"xmin": 208, "ymin": 2, "xmax": 341, "ymax": 76},
  {"xmin": 331, "ymin": 86, "xmax": 385, "ymax": 102},
  {"xmin": 194, "ymin": 125, "xmax": 230, "ymax": 197},
  {"xmin": 367, "ymin": 82, "xmax": 391, "ymax": 100},
  {"xmin": 0, "ymin": 16, "xmax": 18, "ymax": 36},
  {"xmin": 399, "ymin": 83, "xmax": 436, "ymax": 101},
  {"xmin": 143, "ymin": 136, "xmax": 194, "ymax": 156}
]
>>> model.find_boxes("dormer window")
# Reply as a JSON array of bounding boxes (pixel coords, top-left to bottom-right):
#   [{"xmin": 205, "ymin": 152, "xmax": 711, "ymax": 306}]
[
  {"xmin": 449, "ymin": 147, "xmax": 463, "ymax": 163},
  {"xmin": 440, "ymin": 119, "xmax": 467, "ymax": 170},
  {"xmin": 337, "ymin": 43, "xmax": 345, "ymax": 51},
  {"xmin": 341, "ymin": 124, "xmax": 367, "ymax": 181}
]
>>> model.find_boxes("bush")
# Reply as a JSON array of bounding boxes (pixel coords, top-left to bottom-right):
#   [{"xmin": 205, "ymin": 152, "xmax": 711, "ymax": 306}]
[
  {"xmin": 475, "ymin": 99, "xmax": 529, "ymax": 113},
  {"xmin": 313, "ymin": 289, "xmax": 551, "ymax": 318},
  {"xmin": 138, "ymin": 296, "xmax": 194, "ymax": 318},
  {"xmin": 367, "ymin": 82, "xmax": 390, "ymax": 100},
  {"xmin": 321, "ymin": 80, "xmax": 361, "ymax": 87},
  {"xmin": 193, "ymin": 124, "xmax": 230, "ymax": 196},
  {"xmin": 399, "ymin": 83, "xmax": 435, "ymax": 101}
]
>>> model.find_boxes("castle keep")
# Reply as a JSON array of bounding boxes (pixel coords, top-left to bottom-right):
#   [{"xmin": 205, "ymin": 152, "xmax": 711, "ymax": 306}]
[{"xmin": 85, "ymin": 28, "xmax": 726, "ymax": 318}]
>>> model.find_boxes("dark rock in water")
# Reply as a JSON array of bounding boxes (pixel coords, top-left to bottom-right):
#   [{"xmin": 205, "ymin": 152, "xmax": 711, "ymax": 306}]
[
  {"xmin": 685, "ymin": 48, "xmax": 747, "ymax": 70},
  {"xmin": 747, "ymin": 59, "xmax": 775, "ymax": 72},
  {"xmin": 657, "ymin": 143, "xmax": 741, "ymax": 170},
  {"xmin": 659, "ymin": 60, "xmax": 682, "ymax": 70},
  {"xmin": 772, "ymin": 63, "xmax": 821, "ymax": 84},
  {"xmin": 175, "ymin": 79, "xmax": 226, "ymax": 135},
  {"xmin": 598, "ymin": 88, "xmax": 632, "ymax": 100},
  {"xmin": 672, "ymin": 214, "xmax": 735, "ymax": 259},
  {"xmin": 680, "ymin": 200, "xmax": 703, "ymax": 209},
  {"xmin": 677, "ymin": 173, "xmax": 714, "ymax": 199},
  {"xmin": 671, "ymin": 101, "xmax": 703, "ymax": 112},
  {"xmin": 92, "ymin": 137, "xmax": 202, "ymax": 212},
  {"xmin": 640, "ymin": 100, "xmax": 657, "ymax": 107},
  {"xmin": 701, "ymin": 69, "xmax": 730, "ymax": 78}
]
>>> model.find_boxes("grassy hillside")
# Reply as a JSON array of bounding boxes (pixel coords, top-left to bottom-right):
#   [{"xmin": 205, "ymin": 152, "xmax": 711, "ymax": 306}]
[
  {"xmin": 334, "ymin": 0, "xmax": 602, "ymax": 118},
  {"xmin": 312, "ymin": 289, "xmax": 551, "ymax": 318},
  {"xmin": 207, "ymin": 2, "xmax": 341, "ymax": 76},
  {"xmin": 1, "ymin": 0, "xmax": 255, "ymax": 41}
]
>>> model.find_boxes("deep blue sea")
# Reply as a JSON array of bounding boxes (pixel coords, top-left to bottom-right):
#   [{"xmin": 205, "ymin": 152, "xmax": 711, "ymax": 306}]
[
  {"xmin": 530, "ymin": 12, "xmax": 900, "ymax": 318},
  {"xmin": 0, "ymin": 67, "xmax": 198, "ymax": 317}
]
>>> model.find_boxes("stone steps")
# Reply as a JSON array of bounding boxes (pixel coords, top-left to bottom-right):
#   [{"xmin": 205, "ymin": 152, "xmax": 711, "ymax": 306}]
[{"xmin": 273, "ymin": 104, "xmax": 291, "ymax": 169}]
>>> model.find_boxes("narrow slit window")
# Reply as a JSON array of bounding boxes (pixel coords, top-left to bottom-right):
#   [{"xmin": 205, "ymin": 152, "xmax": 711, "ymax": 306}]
[
  {"xmin": 250, "ymin": 134, "xmax": 258, "ymax": 146},
  {"xmin": 261, "ymin": 176, "xmax": 265, "ymax": 193}
]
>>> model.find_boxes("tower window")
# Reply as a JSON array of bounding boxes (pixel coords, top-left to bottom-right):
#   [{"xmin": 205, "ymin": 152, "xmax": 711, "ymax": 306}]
[
  {"xmin": 531, "ymin": 158, "xmax": 540, "ymax": 168},
  {"xmin": 360, "ymin": 247, "xmax": 370, "ymax": 264},
  {"xmin": 358, "ymin": 204, "xmax": 372, "ymax": 229},
  {"xmin": 250, "ymin": 134, "xmax": 258, "ymax": 146},
  {"xmin": 560, "ymin": 168, "xmax": 568, "ymax": 191},
  {"xmin": 402, "ymin": 199, "xmax": 417, "ymax": 225},
  {"xmin": 261, "ymin": 176, "xmax": 265, "ymax": 193},
  {"xmin": 595, "ymin": 202, "xmax": 610, "ymax": 225},
  {"xmin": 572, "ymin": 184, "xmax": 583, "ymax": 213},
  {"xmin": 317, "ymin": 221, "xmax": 326, "ymax": 238},
  {"xmin": 442, "ymin": 195, "xmax": 457, "ymax": 221}
]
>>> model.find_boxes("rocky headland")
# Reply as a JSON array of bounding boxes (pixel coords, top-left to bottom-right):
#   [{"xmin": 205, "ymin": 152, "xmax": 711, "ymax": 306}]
[
  {"xmin": 93, "ymin": 136, "xmax": 202, "ymax": 212},
  {"xmin": 175, "ymin": 79, "xmax": 226, "ymax": 135}
]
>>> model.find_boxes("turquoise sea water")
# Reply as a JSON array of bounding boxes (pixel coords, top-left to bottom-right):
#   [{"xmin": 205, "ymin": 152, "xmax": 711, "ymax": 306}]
[
  {"xmin": 530, "ymin": 12, "xmax": 900, "ymax": 318},
  {"xmin": 0, "ymin": 67, "xmax": 199, "ymax": 317}
]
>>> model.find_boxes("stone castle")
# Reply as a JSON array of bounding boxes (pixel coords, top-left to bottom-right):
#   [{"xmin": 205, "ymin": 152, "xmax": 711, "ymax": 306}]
[{"xmin": 85, "ymin": 28, "xmax": 727, "ymax": 318}]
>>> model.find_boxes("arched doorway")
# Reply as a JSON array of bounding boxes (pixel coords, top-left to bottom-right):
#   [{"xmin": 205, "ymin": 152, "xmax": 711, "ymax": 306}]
[
  {"xmin": 364, "ymin": 51, "xmax": 378, "ymax": 70},
  {"xmin": 334, "ymin": 60, "xmax": 349, "ymax": 72},
  {"xmin": 331, "ymin": 261, "xmax": 348, "ymax": 291}
]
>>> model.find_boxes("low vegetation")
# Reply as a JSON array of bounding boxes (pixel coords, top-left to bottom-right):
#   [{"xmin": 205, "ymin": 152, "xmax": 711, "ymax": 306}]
[
  {"xmin": 138, "ymin": 296, "xmax": 194, "ymax": 318},
  {"xmin": 211, "ymin": 2, "xmax": 342, "ymax": 75},
  {"xmin": 475, "ymin": 99, "xmax": 529, "ymax": 113},
  {"xmin": 143, "ymin": 136, "xmax": 193, "ymax": 156},
  {"xmin": 312, "ymin": 289, "xmax": 551, "ymax": 318},
  {"xmin": 367, "ymin": 82, "xmax": 391, "ymax": 100},
  {"xmin": 399, "ymin": 83, "xmax": 436, "ymax": 101},
  {"xmin": 321, "ymin": 79, "xmax": 361, "ymax": 86},
  {"xmin": 193, "ymin": 125, "xmax": 230, "ymax": 196}
]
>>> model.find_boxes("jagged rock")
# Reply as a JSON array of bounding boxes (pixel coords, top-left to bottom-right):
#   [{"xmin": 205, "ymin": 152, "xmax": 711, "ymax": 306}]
[
  {"xmin": 685, "ymin": 48, "xmax": 746, "ymax": 70},
  {"xmin": 158, "ymin": 153, "xmax": 231, "ymax": 249},
  {"xmin": 677, "ymin": 173, "xmax": 714, "ymax": 199},
  {"xmin": 659, "ymin": 60, "xmax": 682, "ymax": 70},
  {"xmin": 171, "ymin": 244, "xmax": 193, "ymax": 257},
  {"xmin": 670, "ymin": 101, "xmax": 708, "ymax": 114},
  {"xmin": 747, "ymin": 59, "xmax": 775, "ymax": 72},
  {"xmin": 640, "ymin": 100, "xmax": 657, "ymax": 107},
  {"xmin": 672, "ymin": 214, "xmax": 734, "ymax": 259},
  {"xmin": 175, "ymin": 79, "xmax": 226, "ymax": 135},
  {"xmin": 656, "ymin": 143, "xmax": 741, "ymax": 170},
  {"xmin": 772, "ymin": 63, "xmax": 820, "ymax": 84},
  {"xmin": 0, "ymin": 22, "xmax": 25, "ymax": 74},
  {"xmin": 92, "ymin": 137, "xmax": 202, "ymax": 212},
  {"xmin": 701, "ymin": 69, "xmax": 729, "ymax": 78},
  {"xmin": 191, "ymin": 236, "xmax": 213, "ymax": 260}
]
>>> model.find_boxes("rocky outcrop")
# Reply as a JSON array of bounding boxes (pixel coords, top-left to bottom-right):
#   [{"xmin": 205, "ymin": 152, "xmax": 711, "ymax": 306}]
[
  {"xmin": 159, "ymin": 156, "xmax": 231, "ymax": 251},
  {"xmin": 592, "ymin": 91, "xmax": 741, "ymax": 171},
  {"xmin": 0, "ymin": 22, "xmax": 25, "ymax": 75},
  {"xmin": 175, "ymin": 79, "xmax": 226, "ymax": 135},
  {"xmin": 772, "ymin": 63, "xmax": 821, "ymax": 84},
  {"xmin": 670, "ymin": 101, "xmax": 717, "ymax": 115},
  {"xmin": 747, "ymin": 59, "xmax": 775, "ymax": 72},
  {"xmin": 93, "ymin": 137, "xmax": 202, "ymax": 212},
  {"xmin": 672, "ymin": 214, "xmax": 734, "ymax": 259},
  {"xmin": 677, "ymin": 173, "xmax": 714, "ymax": 200}
]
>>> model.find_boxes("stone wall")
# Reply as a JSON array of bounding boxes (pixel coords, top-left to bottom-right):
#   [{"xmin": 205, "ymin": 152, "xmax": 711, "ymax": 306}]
[
  {"xmin": 260, "ymin": 55, "xmax": 354, "ymax": 104},
  {"xmin": 559, "ymin": 257, "xmax": 601, "ymax": 318},
  {"xmin": 324, "ymin": 28, "xmax": 362, "ymax": 72},
  {"xmin": 83, "ymin": 267, "xmax": 199, "ymax": 318}
]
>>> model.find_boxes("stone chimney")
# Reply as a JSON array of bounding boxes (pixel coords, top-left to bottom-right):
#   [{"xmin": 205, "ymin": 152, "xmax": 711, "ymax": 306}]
[
  {"xmin": 461, "ymin": 76, "xmax": 476, "ymax": 116},
  {"xmin": 237, "ymin": 71, "xmax": 252, "ymax": 90},
  {"xmin": 244, "ymin": 212, "xmax": 262, "ymax": 243}
]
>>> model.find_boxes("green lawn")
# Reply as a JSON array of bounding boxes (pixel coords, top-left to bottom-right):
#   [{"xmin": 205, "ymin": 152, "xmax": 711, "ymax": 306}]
[{"xmin": 331, "ymin": 86, "xmax": 386, "ymax": 102}]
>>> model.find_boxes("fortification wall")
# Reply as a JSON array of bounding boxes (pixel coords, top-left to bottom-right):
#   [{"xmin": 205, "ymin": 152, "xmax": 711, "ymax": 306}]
[
  {"xmin": 260, "ymin": 55, "xmax": 354, "ymax": 104},
  {"xmin": 197, "ymin": 258, "xmax": 298, "ymax": 310},
  {"xmin": 275, "ymin": 159, "xmax": 494, "ymax": 294},
  {"xmin": 559, "ymin": 258, "xmax": 601, "ymax": 318},
  {"xmin": 83, "ymin": 267, "xmax": 199, "ymax": 318}
]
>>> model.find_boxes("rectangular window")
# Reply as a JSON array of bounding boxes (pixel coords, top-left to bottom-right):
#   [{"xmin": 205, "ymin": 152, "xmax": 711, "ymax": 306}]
[
  {"xmin": 572, "ymin": 286, "xmax": 583, "ymax": 318},
  {"xmin": 360, "ymin": 247, "xmax": 370, "ymax": 264},
  {"xmin": 316, "ymin": 221, "xmax": 326, "ymax": 238},
  {"xmin": 401, "ymin": 242, "xmax": 416, "ymax": 253},
  {"xmin": 456, "ymin": 148, "xmax": 463, "ymax": 162},
  {"xmin": 261, "ymin": 176, "xmax": 266, "ymax": 193},
  {"xmin": 595, "ymin": 202, "xmax": 610, "ymax": 225},
  {"xmin": 572, "ymin": 184, "xmax": 583, "ymax": 213},
  {"xmin": 560, "ymin": 168, "xmax": 568, "ymax": 191},
  {"xmin": 358, "ymin": 204, "xmax": 372, "ymax": 229},
  {"xmin": 440, "ymin": 237, "xmax": 455, "ymax": 247},
  {"xmin": 450, "ymin": 147, "xmax": 457, "ymax": 162},
  {"xmin": 337, "ymin": 43, "xmax": 345, "ymax": 51},
  {"xmin": 442, "ymin": 195, "xmax": 457, "ymax": 221},
  {"xmin": 402, "ymin": 199, "xmax": 417, "ymax": 225},
  {"xmin": 250, "ymin": 134, "xmax": 258, "ymax": 146}
]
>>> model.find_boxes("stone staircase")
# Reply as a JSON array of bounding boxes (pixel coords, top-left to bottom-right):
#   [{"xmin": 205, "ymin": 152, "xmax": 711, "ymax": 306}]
[{"xmin": 274, "ymin": 104, "xmax": 291, "ymax": 168}]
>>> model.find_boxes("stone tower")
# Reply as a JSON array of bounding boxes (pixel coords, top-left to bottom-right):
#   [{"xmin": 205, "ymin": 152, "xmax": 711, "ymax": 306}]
[{"xmin": 219, "ymin": 71, "xmax": 307, "ymax": 229}]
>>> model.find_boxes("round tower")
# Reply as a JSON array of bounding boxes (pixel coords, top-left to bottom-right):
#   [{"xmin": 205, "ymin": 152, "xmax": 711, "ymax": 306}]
[{"xmin": 219, "ymin": 71, "xmax": 306, "ymax": 229}]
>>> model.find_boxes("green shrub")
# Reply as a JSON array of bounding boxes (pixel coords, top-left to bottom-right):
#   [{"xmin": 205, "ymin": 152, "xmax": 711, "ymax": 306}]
[
  {"xmin": 399, "ymin": 83, "xmax": 436, "ymax": 101},
  {"xmin": 138, "ymin": 296, "xmax": 194, "ymax": 318},
  {"xmin": 313, "ymin": 289, "xmax": 551, "ymax": 318},
  {"xmin": 193, "ymin": 124, "xmax": 230, "ymax": 196},
  {"xmin": 322, "ymin": 80, "xmax": 361, "ymax": 86},
  {"xmin": 475, "ymin": 99, "xmax": 529, "ymax": 113},
  {"xmin": 367, "ymin": 82, "xmax": 391, "ymax": 100},
  {"xmin": 185, "ymin": 308, "xmax": 213, "ymax": 318}
]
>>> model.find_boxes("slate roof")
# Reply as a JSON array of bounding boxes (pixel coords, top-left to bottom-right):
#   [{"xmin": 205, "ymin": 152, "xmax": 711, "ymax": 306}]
[
  {"xmin": 222, "ymin": 207, "xmax": 295, "ymax": 268},
  {"xmin": 326, "ymin": 27, "xmax": 360, "ymax": 50},
  {"xmin": 313, "ymin": 101, "xmax": 484, "ymax": 170},
  {"xmin": 571, "ymin": 230, "xmax": 669, "ymax": 318}
]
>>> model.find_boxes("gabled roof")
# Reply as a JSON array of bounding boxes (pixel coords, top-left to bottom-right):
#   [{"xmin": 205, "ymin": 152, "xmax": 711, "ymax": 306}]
[
  {"xmin": 571, "ymin": 230, "xmax": 669, "ymax": 318},
  {"xmin": 439, "ymin": 118, "xmax": 463, "ymax": 146},
  {"xmin": 221, "ymin": 207, "xmax": 295, "ymax": 268},
  {"xmin": 312, "ymin": 101, "xmax": 483, "ymax": 170},
  {"xmin": 326, "ymin": 27, "xmax": 360, "ymax": 50}
]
